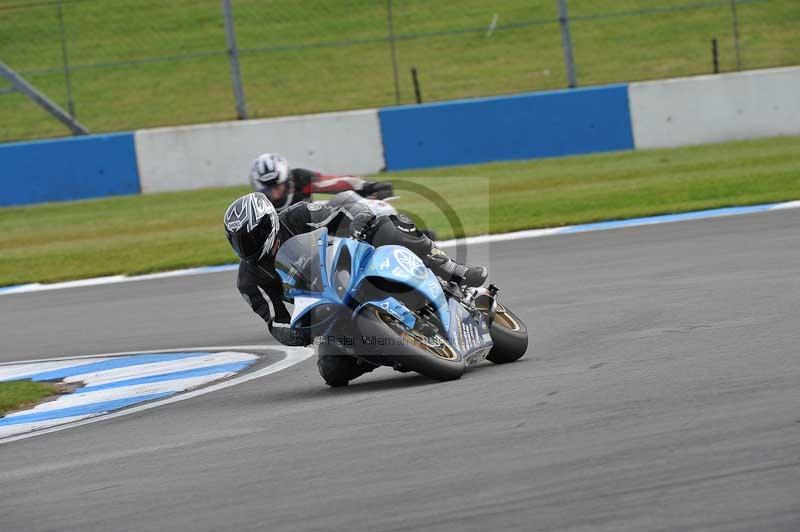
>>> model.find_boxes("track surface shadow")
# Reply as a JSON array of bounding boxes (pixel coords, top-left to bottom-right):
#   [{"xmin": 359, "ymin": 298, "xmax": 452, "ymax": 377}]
[
  {"xmin": 259, "ymin": 370, "xmax": 438, "ymax": 404},
  {"xmin": 263, "ymin": 356, "xmax": 535, "ymax": 404}
]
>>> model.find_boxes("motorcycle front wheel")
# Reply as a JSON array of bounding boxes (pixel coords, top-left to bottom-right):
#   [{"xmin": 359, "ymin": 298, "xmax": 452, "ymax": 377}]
[{"xmin": 354, "ymin": 306, "xmax": 465, "ymax": 382}]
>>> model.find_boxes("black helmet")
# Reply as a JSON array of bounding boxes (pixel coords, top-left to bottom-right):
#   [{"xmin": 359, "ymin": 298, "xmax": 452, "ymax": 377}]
[{"xmin": 224, "ymin": 192, "xmax": 279, "ymax": 263}]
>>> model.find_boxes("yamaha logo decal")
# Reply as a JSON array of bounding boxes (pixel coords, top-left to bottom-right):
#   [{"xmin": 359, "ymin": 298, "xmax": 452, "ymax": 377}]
[{"xmin": 393, "ymin": 249, "xmax": 427, "ymax": 279}]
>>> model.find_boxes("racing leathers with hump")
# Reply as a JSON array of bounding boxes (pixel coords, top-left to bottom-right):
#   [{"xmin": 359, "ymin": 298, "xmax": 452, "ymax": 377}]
[
  {"xmin": 224, "ymin": 193, "xmax": 488, "ymax": 353},
  {"xmin": 249, "ymin": 153, "xmax": 393, "ymax": 212}
]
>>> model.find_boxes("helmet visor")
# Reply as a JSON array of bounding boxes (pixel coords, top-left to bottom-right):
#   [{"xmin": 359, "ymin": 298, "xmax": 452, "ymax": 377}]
[{"xmin": 229, "ymin": 222, "xmax": 275, "ymax": 263}]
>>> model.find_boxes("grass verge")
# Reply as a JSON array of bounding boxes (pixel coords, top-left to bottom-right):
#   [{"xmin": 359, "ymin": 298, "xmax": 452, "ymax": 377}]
[
  {"xmin": 1, "ymin": 0, "xmax": 796, "ymax": 141},
  {"xmin": 0, "ymin": 380, "xmax": 60, "ymax": 416},
  {"xmin": 1, "ymin": 135, "xmax": 799, "ymax": 287}
]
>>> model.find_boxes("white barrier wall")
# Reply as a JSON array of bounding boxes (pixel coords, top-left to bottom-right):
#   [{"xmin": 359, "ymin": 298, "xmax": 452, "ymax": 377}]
[
  {"xmin": 629, "ymin": 66, "xmax": 800, "ymax": 149},
  {"xmin": 134, "ymin": 109, "xmax": 385, "ymax": 193}
]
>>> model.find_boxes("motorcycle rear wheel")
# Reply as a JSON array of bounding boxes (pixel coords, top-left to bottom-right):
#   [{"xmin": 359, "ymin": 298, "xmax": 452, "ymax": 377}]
[
  {"xmin": 486, "ymin": 304, "xmax": 528, "ymax": 364},
  {"xmin": 355, "ymin": 307, "xmax": 465, "ymax": 382}
]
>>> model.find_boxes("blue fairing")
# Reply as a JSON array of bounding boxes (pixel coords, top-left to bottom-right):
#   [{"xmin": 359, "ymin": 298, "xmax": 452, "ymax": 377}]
[
  {"xmin": 278, "ymin": 228, "xmax": 451, "ymax": 338},
  {"xmin": 282, "ymin": 241, "xmax": 346, "ymax": 332},
  {"xmin": 360, "ymin": 245, "xmax": 450, "ymax": 328}
]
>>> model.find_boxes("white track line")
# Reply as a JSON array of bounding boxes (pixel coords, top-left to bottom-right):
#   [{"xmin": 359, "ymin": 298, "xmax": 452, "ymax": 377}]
[
  {"xmin": 2, "ymin": 199, "xmax": 799, "ymax": 297},
  {"xmin": 0, "ymin": 414, "xmax": 95, "ymax": 439}
]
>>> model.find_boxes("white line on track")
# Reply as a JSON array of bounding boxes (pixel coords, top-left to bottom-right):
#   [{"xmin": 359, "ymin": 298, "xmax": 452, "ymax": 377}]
[
  {"xmin": 2, "ymin": 199, "xmax": 799, "ymax": 297},
  {"xmin": 0, "ymin": 345, "xmax": 313, "ymax": 446}
]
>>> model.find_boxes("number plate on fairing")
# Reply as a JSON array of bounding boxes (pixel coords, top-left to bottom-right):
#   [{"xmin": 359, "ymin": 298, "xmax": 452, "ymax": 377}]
[{"xmin": 447, "ymin": 298, "xmax": 493, "ymax": 365}]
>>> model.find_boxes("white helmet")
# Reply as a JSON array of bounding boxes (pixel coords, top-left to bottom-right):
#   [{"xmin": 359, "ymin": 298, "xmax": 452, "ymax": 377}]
[{"xmin": 249, "ymin": 153, "xmax": 290, "ymax": 192}]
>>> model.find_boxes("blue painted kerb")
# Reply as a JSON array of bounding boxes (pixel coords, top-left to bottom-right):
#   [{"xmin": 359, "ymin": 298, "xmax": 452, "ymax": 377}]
[
  {"xmin": 378, "ymin": 84, "xmax": 635, "ymax": 170},
  {"xmin": 0, "ymin": 132, "xmax": 140, "ymax": 206}
]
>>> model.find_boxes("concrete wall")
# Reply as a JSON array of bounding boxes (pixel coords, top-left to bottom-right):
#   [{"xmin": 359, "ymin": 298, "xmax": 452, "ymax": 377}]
[
  {"xmin": 134, "ymin": 109, "xmax": 384, "ymax": 193},
  {"xmin": 379, "ymin": 85, "xmax": 634, "ymax": 170},
  {"xmin": 630, "ymin": 67, "xmax": 800, "ymax": 149},
  {"xmin": 0, "ymin": 133, "xmax": 139, "ymax": 207}
]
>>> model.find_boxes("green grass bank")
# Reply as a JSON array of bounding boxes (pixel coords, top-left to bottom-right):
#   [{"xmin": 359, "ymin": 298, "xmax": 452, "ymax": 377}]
[
  {"xmin": 1, "ymin": 0, "xmax": 797, "ymax": 141},
  {"xmin": 0, "ymin": 380, "xmax": 60, "ymax": 416}
]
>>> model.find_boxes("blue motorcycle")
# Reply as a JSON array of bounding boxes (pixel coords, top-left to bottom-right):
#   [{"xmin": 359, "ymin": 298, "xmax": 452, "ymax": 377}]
[{"xmin": 275, "ymin": 227, "xmax": 528, "ymax": 386}]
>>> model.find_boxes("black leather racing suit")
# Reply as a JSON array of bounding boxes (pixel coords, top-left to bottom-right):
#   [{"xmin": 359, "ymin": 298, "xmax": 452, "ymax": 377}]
[{"xmin": 237, "ymin": 201, "xmax": 437, "ymax": 326}]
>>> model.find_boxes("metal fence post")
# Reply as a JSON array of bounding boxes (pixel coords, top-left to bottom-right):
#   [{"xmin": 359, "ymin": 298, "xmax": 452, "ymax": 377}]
[
  {"xmin": 730, "ymin": 0, "xmax": 742, "ymax": 70},
  {"xmin": 712, "ymin": 38, "xmax": 720, "ymax": 73},
  {"xmin": 556, "ymin": 0, "xmax": 578, "ymax": 88},
  {"xmin": 411, "ymin": 67, "xmax": 422, "ymax": 104},
  {"xmin": 0, "ymin": 61, "xmax": 89, "ymax": 135},
  {"xmin": 386, "ymin": 0, "xmax": 401, "ymax": 105},
  {"xmin": 222, "ymin": 0, "xmax": 248, "ymax": 119},
  {"xmin": 56, "ymin": 0, "xmax": 76, "ymax": 118}
]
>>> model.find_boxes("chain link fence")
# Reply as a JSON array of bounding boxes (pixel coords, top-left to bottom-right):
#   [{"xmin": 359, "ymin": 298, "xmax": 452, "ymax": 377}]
[{"xmin": 0, "ymin": 0, "xmax": 797, "ymax": 142}]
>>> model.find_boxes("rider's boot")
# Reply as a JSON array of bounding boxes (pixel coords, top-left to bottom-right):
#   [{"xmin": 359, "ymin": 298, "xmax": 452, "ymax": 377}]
[{"xmin": 424, "ymin": 246, "xmax": 488, "ymax": 287}]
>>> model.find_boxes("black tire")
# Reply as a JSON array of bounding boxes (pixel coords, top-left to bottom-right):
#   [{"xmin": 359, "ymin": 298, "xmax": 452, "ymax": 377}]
[
  {"xmin": 354, "ymin": 307, "xmax": 465, "ymax": 382},
  {"xmin": 486, "ymin": 305, "xmax": 528, "ymax": 364},
  {"xmin": 317, "ymin": 343, "xmax": 367, "ymax": 387}
]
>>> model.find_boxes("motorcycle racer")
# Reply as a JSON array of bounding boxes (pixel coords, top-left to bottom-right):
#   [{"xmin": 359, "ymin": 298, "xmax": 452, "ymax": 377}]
[
  {"xmin": 249, "ymin": 153, "xmax": 393, "ymax": 212},
  {"xmin": 223, "ymin": 193, "xmax": 488, "ymax": 351}
]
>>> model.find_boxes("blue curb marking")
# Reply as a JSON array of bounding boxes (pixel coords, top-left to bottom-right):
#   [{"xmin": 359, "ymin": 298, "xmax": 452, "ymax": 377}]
[
  {"xmin": 558, "ymin": 204, "xmax": 779, "ymax": 235},
  {"xmin": 0, "ymin": 351, "xmax": 262, "ymax": 436},
  {"xmin": 0, "ymin": 392, "xmax": 172, "ymax": 426},
  {"xmin": 0, "ymin": 352, "xmax": 214, "ymax": 383},
  {"xmin": 73, "ymin": 360, "xmax": 254, "ymax": 394}
]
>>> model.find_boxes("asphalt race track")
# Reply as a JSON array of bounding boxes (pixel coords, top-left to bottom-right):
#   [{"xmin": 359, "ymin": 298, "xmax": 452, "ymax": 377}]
[{"xmin": 1, "ymin": 209, "xmax": 799, "ymax": 532}]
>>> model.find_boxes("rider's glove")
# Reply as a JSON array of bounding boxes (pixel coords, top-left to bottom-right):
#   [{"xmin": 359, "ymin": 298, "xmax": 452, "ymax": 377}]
[
  {"xmin": 362, "ymin": 181, "xmax": 394, "ymax": 200},
  {"xmin": 268, "ymin": 320, "xmax": 306, "ymax": 347},
  {"xmin": 350, "ymin": 211, "xmax": 376, "ymax": 241}
]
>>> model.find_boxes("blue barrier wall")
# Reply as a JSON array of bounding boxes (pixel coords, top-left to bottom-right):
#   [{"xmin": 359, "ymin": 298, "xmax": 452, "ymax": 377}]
[
  {"xmin": 0, "ymin": 133, "xmax": 140, "ymax": 207},
  {"xmin": 378, "ymin": 84, "xmax": 635, "ymax": 170}
]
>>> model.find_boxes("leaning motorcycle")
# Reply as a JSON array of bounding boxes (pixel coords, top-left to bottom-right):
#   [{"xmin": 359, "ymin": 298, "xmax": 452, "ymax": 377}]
[{"xmin": 275, "ymin": 227, "xmax": 528, "ymax": 386}]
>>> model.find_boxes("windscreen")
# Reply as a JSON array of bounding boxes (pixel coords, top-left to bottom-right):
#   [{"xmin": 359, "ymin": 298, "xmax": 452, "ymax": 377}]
[{"xmin": 274, "ymin": 228, "xmax": 326, "ymax": 293}]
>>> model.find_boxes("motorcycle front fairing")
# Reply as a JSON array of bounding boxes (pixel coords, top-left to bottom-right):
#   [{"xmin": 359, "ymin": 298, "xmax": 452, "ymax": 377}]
[
  {"xmin": 276, "ymin": 228, "xmax": 492, "ymax": 362},
  {"xmin": 275, "ymin": 228, "xmax": 355, "ymax": 339},
  {"xmin": 355, "ymin": 245, "xmax": 451, "ymax": 329},
  {"xmin": 275, "ymin": 228, "xmax": 423, "ymax": 340}
]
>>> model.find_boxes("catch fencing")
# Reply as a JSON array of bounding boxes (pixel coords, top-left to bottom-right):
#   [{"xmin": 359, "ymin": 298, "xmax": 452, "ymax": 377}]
[{"xmin": 0, "ymin": 0, "xmax": 796, "ymax": 141}]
